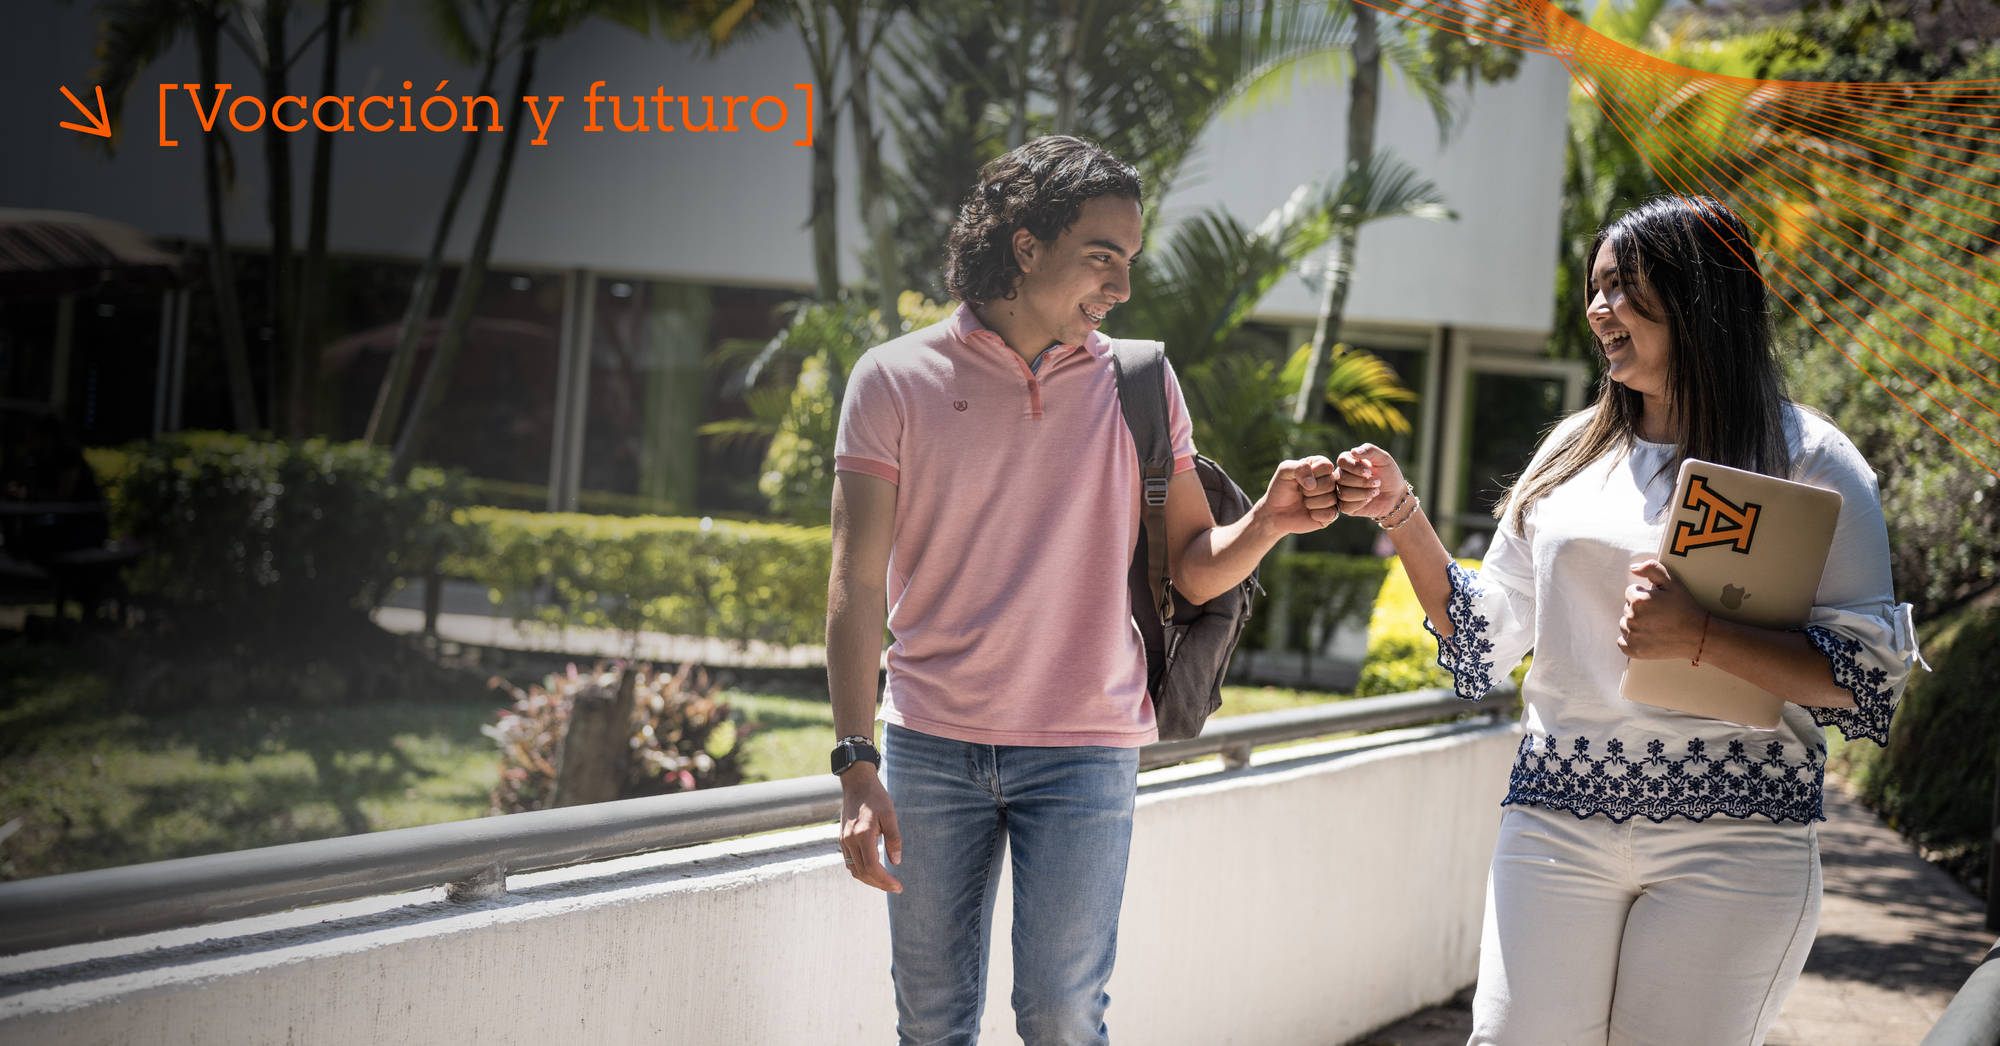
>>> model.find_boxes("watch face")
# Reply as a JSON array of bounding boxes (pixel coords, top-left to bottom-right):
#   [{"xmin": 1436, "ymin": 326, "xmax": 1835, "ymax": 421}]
[{"xmin": 831, "ymin": 742, "xmax": 877, "ymax": 775}]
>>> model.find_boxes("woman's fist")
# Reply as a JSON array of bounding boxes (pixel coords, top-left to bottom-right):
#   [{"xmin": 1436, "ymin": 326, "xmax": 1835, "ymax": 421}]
[{"xmin": 1334, "ymin": 444, "xmax": 1409, "ymax": 518}]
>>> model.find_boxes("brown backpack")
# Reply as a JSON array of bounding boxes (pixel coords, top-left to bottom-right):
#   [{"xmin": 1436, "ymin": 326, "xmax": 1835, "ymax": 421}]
[{"xmin": 1110, "ymin": 339, "xmax": 1260, "ymax": 742}]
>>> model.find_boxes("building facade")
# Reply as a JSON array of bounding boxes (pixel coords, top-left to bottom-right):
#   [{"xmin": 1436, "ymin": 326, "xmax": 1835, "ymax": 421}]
[{"xmin": 2, "ymin": 0, "xmax": 1580, "ymax": 538}]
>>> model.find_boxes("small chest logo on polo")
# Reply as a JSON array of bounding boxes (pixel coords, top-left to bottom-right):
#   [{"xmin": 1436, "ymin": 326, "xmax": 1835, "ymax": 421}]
[
  {"xmin": 1669, "ymin": 474, "xmax": 1762, "ymax": 557},
  {"xmin": 953, "ymin": 400, "xmax": 968, "ymax": 411}
]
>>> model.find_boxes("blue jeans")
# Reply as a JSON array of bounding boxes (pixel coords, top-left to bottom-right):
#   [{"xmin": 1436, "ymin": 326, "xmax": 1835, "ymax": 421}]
[{"xmin": 881, "ymin": 723, "xmax": 1140, "ymax": 1046}]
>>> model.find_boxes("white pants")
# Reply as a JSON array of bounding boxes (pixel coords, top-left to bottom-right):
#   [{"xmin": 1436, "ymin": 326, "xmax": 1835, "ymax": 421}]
[{"xmin": 1470, "ymin": 803, "xmax": 1821, "ymax": 1046}]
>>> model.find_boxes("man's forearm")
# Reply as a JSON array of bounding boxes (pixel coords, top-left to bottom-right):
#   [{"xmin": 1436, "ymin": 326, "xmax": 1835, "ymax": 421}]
[
  {"xmin": 826, "ymin": 581, "xmax": 888, "ymax": 740},
  {"xmin": 1174, "ymin": 505, "xmax": 1286, "ymax": 605}
]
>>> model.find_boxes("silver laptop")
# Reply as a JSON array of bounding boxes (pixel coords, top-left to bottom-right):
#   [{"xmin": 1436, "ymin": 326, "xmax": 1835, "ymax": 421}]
[{"xmin": 1619, "ymin": 458, "xmax": 1843, "ymax": 729}]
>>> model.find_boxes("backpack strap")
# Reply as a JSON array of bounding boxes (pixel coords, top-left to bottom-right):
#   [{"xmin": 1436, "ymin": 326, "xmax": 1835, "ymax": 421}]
[{"xmin": 1110, "ymin": 339, "xmax": 1175, "ymax": 628}]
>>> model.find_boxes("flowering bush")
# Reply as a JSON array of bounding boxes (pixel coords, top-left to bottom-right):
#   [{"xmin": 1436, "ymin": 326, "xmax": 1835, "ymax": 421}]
[{"xmin": 483, "ymin": 661, "xmax": 748, "ymax": 813}]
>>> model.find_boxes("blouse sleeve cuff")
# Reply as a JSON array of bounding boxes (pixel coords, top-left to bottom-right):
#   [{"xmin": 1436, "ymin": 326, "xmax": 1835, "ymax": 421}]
[
  {"xmin": 1799, "ymin": 602, "xmax": 1918, "ymax": 745},
  {"xmin": 1423, "ymin": 561, "xmax": 1501, "ymax": 701}
]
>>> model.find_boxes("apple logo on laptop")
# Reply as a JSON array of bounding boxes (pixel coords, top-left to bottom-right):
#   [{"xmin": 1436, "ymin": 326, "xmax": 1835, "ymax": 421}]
[{"xmin": 1721, "ymin": 584, "xmax": 1751, "ymax": 610}]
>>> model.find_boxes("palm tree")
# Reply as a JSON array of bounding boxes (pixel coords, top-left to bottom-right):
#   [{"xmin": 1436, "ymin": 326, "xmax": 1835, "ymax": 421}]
[
  {"xmin": 1219, "ymin": 0, "xmax": 1457, "ymax": 427},
  {"xmin": 231, "ymin": 0, "xmax": 308, "ymax": 435},
  {"xmin": 363, "ymin": 0, "xmax": 517, "ymax": 448},
  {"xmin": 834, "ymin": 0, "xmax": 909, "ymax": 325},
  {"xmin": 390, "ymin": 0, "xmax": 661, "ymax": 482},
  {"xmin": 699, "ymin": 0, "xmax": 914, "ymax": 315},
  {"xmin": 1118, "ymin": 157, "xmax": 1449, "ymax": 484},
  {"xmin": 295, "ymin": 0, "xmax": 383, "ymax": 437},
  {"xmin": 694, "ymin": 0, "xmax": 853, "ymax": 302},
  {"xmin": 92, "ymin": 0, "xmax": 261, "ymax": 431}
]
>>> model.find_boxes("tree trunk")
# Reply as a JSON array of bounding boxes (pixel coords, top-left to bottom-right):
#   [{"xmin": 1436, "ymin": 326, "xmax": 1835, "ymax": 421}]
[
  {"xmin": 392, "ymin": 46, "xmax": 537, "ymax": 482},
  {"xmin": 364, "ymin": 40, "xmax": 504, "ymax": 447},
  {"xmin": 844, "ymin": 5, "xmax": 900, "ymax": 325},
  {"xmin": 1293, "ymin": 230, "xmax": 1360, "ymax": 425},
  {"xmin": 1006, "ymin": 0, "xmax": 1030, "ymax": 149},
  {"xmin": 262, "ymin": 0, "xmax": 296, "ymax": 436},
  {"xmin": 1052, "ymin": 0, "xmax": 1086, "ymax": 135},
  {"xmin": 795, "ymin": 5, "xmax": 842, "ymax": 301},
  {"xmin": 1294, "ymin": 3, "xmax": 1379, "ymax": 427},
  {"xmin": 294, "ymin": 0, "xmax": 344, "ymax": 438},
  {"xmin": 195, "ymin": 14, "xmax": 260, "ymax": 431},
  {"xmin": 552, "ymin": 668, "xmax": 638, "ymax": 807}
]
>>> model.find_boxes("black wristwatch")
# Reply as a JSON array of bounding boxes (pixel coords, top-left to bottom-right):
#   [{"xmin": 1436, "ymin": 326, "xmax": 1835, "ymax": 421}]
[{"xmin": 831, "ymin": 735, "xmax": 881, "ymax": 776}]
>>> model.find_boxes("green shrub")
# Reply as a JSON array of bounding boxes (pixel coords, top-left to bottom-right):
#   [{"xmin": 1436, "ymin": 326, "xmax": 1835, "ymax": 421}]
[
  {"xmin": 451, "ymin": 508, "xmax": 831, "ymax": 646},
  {"xmin": 103, "ymin": 433, "xmax": 473, "ymax": 642},
  {"xmin": 1834, "ymin": 603, "xmax": 2000, "ymax": 896},
  {"xmin": 1787, "ymin": 257, "xmax": 2000, "ymax": 622},
  {"xmin": 703, "ymin": 293, "xmax": 952, "ymax": 524}
]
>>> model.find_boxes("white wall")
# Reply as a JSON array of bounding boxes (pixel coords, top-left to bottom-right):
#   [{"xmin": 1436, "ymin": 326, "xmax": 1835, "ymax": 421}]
[
  {"xmin": 1162, "ymin": 55, "xmax": 1571, "ymax": 336},
  {"xmin": 0, "ymin": 722, "xmax": 1518, "ymax": 1046},
  {"xmin": 1, "ymin": 2, "xmax": 1567, "ymax": 332},
  {"xmin": 0, "ymin": 1, "xmax": 851, "ymax": 289}
]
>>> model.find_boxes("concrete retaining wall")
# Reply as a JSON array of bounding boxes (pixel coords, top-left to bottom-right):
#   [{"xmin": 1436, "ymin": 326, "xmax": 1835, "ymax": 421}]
[{"xmin": 0, "ymin": 722, "xmax": 1518, "ymax": 1046}]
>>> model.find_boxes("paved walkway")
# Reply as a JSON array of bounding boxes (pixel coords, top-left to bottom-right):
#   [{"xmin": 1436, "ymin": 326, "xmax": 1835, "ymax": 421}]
[{"xmin": 1353, "ymin": 780, "xmax": 1995, "ymax": 1046}]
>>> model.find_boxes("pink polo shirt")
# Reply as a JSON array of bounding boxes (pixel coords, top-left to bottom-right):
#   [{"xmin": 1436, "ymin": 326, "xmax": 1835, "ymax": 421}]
[{"xmin": 834, "ymin": 304, "xmax": 1196, "ymax": 747}]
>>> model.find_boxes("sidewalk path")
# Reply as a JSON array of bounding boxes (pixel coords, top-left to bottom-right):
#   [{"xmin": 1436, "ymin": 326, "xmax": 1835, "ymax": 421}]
[
  {"xmin": 1353, "ymin": 780, "xmax": 1995, "ymax": 1046},
  {"xmin": 1765, "ymin": 781, "xmax": 1993, "ymax": 1046}
]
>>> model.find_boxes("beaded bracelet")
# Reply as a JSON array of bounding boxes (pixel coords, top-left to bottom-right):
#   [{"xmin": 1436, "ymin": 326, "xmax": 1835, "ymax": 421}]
[
  {"xmin": 1691, "ymin": 612, "xmax": 1711, "ymax": 667},
  {"xmin": 1377, "ymin": 483, "xmax": 1421, "ymax": 531}
]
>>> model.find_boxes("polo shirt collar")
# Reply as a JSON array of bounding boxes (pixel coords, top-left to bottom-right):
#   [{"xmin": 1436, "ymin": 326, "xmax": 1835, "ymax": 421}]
[{"xmin": 951, "ymin": 302, "xmax": 1111, "ymax": 365}]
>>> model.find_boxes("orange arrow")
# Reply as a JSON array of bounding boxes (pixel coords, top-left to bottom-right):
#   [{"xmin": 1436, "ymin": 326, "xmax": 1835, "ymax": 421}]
[{"xmin": 59, "ymin": 85, "xmax": 112, "ymax": 137}]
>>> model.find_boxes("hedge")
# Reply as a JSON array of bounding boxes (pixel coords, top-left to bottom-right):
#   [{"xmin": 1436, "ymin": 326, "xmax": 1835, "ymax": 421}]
[
  {"xmin": 449, "ymin": 508, "xmax": 832, "ymax": 647},
  {"xmin": 1831, "ymin": 602, "xmax": 2000, "ymax": 896},
  {"xmin": 89, "ymin": 434, "xmax": 469, "ymax": 641}
]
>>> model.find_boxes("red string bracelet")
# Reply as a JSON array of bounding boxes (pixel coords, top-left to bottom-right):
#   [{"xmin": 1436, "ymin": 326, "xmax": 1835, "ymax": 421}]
[{"xmin": 1692, "ymin": 612, "xmax": 1711, "ymax": 667}]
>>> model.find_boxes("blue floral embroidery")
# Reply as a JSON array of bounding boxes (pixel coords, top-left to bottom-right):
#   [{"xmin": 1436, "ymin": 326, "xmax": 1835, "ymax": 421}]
[
  {"xmin": 1800, "ymin": 625, "xmax": 1897, "ymax": 745},
  {"xmin": 1505, "ymin": 732, "xmax": 1825, "ymax": 824},
  {"xmin": 1423, "ymin": 561, "xmax": 1498, "ymax": 701}
]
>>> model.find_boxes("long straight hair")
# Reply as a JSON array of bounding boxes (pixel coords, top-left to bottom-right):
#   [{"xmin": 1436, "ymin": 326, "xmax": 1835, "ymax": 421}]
[{"xmin": 1498, "ymin": 195, "xmax": 1793, "ymax": 533}]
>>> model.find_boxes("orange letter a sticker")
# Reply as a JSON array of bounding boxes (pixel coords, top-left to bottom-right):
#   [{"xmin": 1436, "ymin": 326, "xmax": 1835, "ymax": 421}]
[{"xmin": 1669, "ymin": 474, "xmax": 1761, "ymax": 557}]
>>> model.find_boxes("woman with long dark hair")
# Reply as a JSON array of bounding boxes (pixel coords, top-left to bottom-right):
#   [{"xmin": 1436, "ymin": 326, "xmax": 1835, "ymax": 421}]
[{"xmin": 1333, "ymin": 195, "xmax": 1921, "ymax": 1044}]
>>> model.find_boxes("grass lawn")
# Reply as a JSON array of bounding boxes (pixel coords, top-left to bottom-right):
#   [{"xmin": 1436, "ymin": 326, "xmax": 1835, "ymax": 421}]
[{"xmin": 0, "ymin": 634, "xmax": 1358, "ymax": 880}]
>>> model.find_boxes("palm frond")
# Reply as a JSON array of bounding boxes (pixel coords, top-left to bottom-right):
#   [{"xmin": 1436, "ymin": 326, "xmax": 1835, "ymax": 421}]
[
  {"xmin": 1118, "ymin": 178, "xmax": 1349, "ymax": 365},
  {"xmin": 1378, "ymin": 29, "xmax": 1456, "ymax": 142},
  {"xmin": 1333, "ymin": 151, "xmax": 1456, "ymax": 228},
  {"xmin": 696, "ymin": 385, "xmax": 790, "ymax": 449},
  {"xmin": 1280, "ymin": 343, "xmax": 1416, "ymax": 437},
  {"xmin": 92, "ymin": 0, "xmax": 198, "ymax": 147},
  {"xmin": 1220, "ymin": 45, "xmax": 1351, "ymax": 119},
  {"xmin": 419, "ymin": 0, "xmax": 485, "ymax": 64},
  {"xmin": 345, "ymin": 0, "xmax": 390, "ymax": 40},
  {"xmin": 1323, "ymin": 349, "xmax": 1417, "ymax": 434}
]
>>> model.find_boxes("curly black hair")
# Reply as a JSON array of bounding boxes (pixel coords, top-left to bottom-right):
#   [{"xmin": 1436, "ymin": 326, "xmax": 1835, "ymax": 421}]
[{"xmin": 944, "ymin": 136, "xmax": 1143, "ymax": 307}]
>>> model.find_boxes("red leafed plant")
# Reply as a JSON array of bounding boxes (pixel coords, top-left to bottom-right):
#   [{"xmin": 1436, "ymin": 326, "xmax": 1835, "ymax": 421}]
[{"xmin": 483, "ymin": 661, "xmax": 748, "ymax": 814}]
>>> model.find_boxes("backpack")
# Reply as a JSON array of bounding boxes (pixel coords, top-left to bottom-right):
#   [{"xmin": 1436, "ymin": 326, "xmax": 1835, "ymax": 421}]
[{"xmin": 1109, "ymin": 339, "xmax": 1260, "ymax": 742}]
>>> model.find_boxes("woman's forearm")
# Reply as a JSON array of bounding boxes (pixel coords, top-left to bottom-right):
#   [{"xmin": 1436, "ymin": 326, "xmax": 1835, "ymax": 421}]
[
  {"xmin": 1692, "ymin": 618, "xmax": 1855, "ymax": 708},
  {"xmin": 1386, "ymin": 505, "xmax": 1460, "ymax": 638}
]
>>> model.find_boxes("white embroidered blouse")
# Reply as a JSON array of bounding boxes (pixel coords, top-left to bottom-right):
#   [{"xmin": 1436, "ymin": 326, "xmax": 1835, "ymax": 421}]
[{"xmin": 1429, "ymin": 404, "xmax": 1922, "ymax": 825}]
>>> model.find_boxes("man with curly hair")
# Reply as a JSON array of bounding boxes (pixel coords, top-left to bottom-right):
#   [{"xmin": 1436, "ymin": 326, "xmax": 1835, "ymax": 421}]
[{"xmin": 825, "ymin": 135, "xmax": 1340, "ymax": 1044}]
